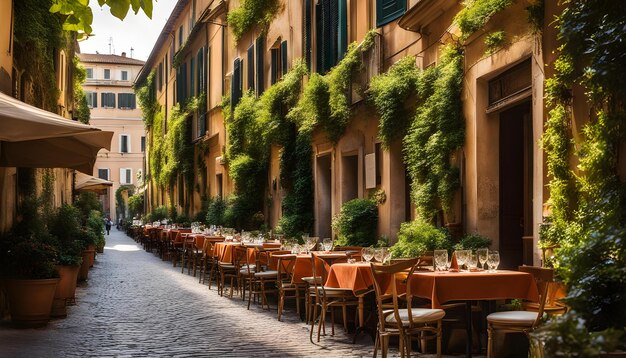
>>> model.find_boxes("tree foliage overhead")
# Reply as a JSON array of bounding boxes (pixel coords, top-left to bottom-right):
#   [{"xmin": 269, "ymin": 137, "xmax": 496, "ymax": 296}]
[{"xmin": 49, "ymin": 0, "xmax": 153, "ymax": 36}]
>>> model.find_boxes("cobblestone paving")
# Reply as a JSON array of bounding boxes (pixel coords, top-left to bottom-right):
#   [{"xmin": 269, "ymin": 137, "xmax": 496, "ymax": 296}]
[{"xmin": 0, "ymin": 228, "xmax": 470, "ymax": 358}]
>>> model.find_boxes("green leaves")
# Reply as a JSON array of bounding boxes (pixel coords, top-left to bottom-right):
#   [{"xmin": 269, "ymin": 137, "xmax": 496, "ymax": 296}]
[
  {"xmin": 49, "ymin": 0, "xmax": 154, "ymax": 35},
  {"xmin": 227, "ymin": 0, "xmax": 281, "ymax": 43}
]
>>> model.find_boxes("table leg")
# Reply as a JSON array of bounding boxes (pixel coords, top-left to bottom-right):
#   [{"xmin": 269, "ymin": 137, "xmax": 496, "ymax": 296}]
[
  {"xmin": 466, "ymin": 300, "xmax": 473, "ymax": 358},
  {"xmin": 358, "ymin": 296, "xmax": 364, "ymax": 328}
]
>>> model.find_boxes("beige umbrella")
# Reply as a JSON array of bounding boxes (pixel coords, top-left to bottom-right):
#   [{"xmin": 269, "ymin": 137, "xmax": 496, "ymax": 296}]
[
  {"xmin": 75, "ymin": 172, "xmax": 113, "ymax": 193},
  {"xmin": 0, "ymin": 92, "xmax": 113, "ymax": 174}
]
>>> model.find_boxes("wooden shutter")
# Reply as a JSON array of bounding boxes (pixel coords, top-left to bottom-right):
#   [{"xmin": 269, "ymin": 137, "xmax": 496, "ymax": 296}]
[
  {"xmin": 338, "ymin": 0, "xmax": 347, "ymax": 60},
  {"xmin": 190, "ymin": 57, "xmax": 195, "ymax": 98},
  {"xmin": 231, "ymin": 58, "xmax": 242, "ymax": 110},
  {"xmin": 376, "ymin": 0, "xmax": 406, "ymax": 27},
  {"xmin": 255, "ymin": 37, "xmax": 264, "ymax": 95},
  {"xmin": 281, "ymin": 40, "xmax": 288, "ymax": 76},
  {"xmin": 304, "ymin": 0, "xmax": 312, "ymax": 70},
  {"xmin": 247, "ymin": 45, "xmax": 255, "ymax": 91},
  {"xmin": 270, "ymin": 49, "xmax": 278, "ymax": 85}
]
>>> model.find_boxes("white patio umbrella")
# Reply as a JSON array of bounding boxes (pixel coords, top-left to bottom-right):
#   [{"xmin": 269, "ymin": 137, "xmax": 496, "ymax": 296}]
[
  {"xmin": 0, "ymin": 92, "xmax": 112, "ymax": 174},
  {"xmin": 75, "ymin": 172, "xmax": 113, "ymax": 193}
]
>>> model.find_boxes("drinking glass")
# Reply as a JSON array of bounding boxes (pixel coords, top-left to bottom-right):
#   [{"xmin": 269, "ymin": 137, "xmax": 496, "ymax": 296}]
[
  {"xmin": 322, "ymin": 238, "xmax": 333, "ymax": 252},
  {"xmin": 307, "ymin": 236, "xmax": 319, "ymax": 252},
  {"xmin": 434, "ymin": 250, "xmax": 448, "ymax": 271},
  {"xmin": 467, "ymin": 252, "xmax": 478, "ymax": 270},
  {"xmin": 455, "ymin": 250, "xmax": 468, "ymax": 271},
  {"xmin": 291, "ymin": 244, "xmax": 301, "ymax": 254},
  {"xmin": 362, "ymin": 247, "xmax": 374, "ymax": 263},
  {"xmin": 383, "ymin": 249, "xmax": 392, "ymax": 264},
  {"xmin": 487, "ymin": 251, "xmax": 500, "ymax": 272},
  {"xmin": 477, "ymin": 248, "xmax": 488, "ymax": 270},
  {"xmin": 374, "ymin": 247, "xmax": 388, "ymax": 263}
]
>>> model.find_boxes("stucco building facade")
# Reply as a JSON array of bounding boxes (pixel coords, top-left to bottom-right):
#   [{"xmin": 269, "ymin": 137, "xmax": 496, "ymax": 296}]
[
  {"xmin": 78, "ymin": 53, "xmax": 146, "ymax": 221},
  {"xmin": 135, "ymin": 0, "xmax": 620, "ymax": 268}
]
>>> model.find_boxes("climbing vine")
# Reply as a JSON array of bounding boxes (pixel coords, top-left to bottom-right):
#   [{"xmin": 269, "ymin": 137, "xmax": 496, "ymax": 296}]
[
  {"xmin": 227, "ymin": 0, "xmax": 281, "ymax": 43},
  {"xmin": 368, "ymin": 55, "xmax": 420, "ymax": 147},
  {"xmin": 454, "ymin": 0, "xmax": 513, "ymax": 41},
  {"xmin": 403, "ymin": 45, "xmax": 465, "ymax": 222},
  {"xmin": 72, "ymin": 56, "xmax": 90, "ymax": 124},
  {"xmin": 535, "ymin": 0, "xmax": 626, "ymax": 345},
  {"xmin": 136, "ymin": 70, "xmax": 158, "ymax": 128},
  {"xmin": 484, "ymin": 30, "xmax": 506, "ymax": 55},
  {"xmin": 13, "ymin": 0, "xmax": 64, "ymax": 112}
]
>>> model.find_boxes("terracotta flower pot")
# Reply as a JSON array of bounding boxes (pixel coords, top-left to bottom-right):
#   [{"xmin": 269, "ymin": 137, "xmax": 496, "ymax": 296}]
[
  {"xmin": 51, "ymin": 265, "xmax": 80, "ymax": 317},
  {"xmin": 4, "ymin": 278, "xmax": 59, "ymax": 328},
  {"xmin": 78, "ymin": 249, "xmax": 95, "ymax": 281},
  {"xmin": 87, "ymin": 245, "xmax": 96, "ymax": 267}
]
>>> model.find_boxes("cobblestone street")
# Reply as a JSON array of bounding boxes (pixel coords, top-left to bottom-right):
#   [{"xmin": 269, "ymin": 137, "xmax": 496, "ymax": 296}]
[{"xmin": 0, "ymin": 228, "xmax": 409, "ymax": 358}]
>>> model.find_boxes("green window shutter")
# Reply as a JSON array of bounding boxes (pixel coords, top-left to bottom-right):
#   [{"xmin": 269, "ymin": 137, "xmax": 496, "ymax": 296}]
[
  {"xmin": 247, "ymin": 45, "xmax": 255, "ymax": 91},
  {"xmin": 190, "ymin": 57, "xmax": 195, "ymax": 98},
  {"xmin": 376, "ymin": 0, "xmax": 406, "ymax": 27},
  {"xmin": 315, "ymin": 1, "xmax": 324, "ymax": 73},
  {"xmin": 270, "ymin": 49, "xmax": 278, "ymax": 85},
  {"xmin": 256, "ymin": 37, "xmax": 264, "ymax": 95},
  {"xmin": 111, "ymin": 93, "xmax": 115, "ymax": 108},
  {"xmin": 304, "ymin": 0, "xmax": 312, "ymax": 70},
  {"xmin": 182, "ymin": 62, "xmax": 188, "ymax": 102},
  {"xmin": 281, "ymin": 40, "xmax": 288, "ymax": 77},
  {"xmin": 131, "ymin": 94, "xmax": 136, "ymax": 109},
  {"xmin": 338, "ymin": 0, "xmax": 347, "ymax": 61},
  {"xmin": 93, "ymin": 93, "xmax": 97, "ymax": 108},
  {"xmin": 232, "ymin": 58, "xmax": 242, "ymax": 110}
]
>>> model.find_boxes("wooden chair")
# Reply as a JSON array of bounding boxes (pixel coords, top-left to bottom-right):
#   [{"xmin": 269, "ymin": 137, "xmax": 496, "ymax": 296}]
[
  {"xmin": 198, "ymin": 239, "xmax": 218, "ymax": 287},
  {"xmin": 370, "ymin": 258, "xmax": 445, "ymax": 358},
  {"xmin": 486, "ymin": 266, "xmax": 554, "ymax": 358},
  {"xmin": 309, "ymin": 253, "xmax": 359, "ymax": 343},
  {"xmin": 245, "ymin": 248, "xmax": 284, "ymax": 310},
  {"xmin": 274, "ymin": 253, "xmax": 305, "ymax": 321},
  {"xmin": 217, "ymin": 245, "xmax": 240, "ymax": 297}
]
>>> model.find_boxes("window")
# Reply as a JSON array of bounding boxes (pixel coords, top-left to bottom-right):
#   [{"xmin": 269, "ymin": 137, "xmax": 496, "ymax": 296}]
[
  {"xmin": 141, "ymin": 136, "xmax": 146, "ymax": 152},
  {"xmin": 170, "ymin": 41, "xmax": 174, "ymax": 70},
  {"xmin": 247, "ymin": 45, "xmax": 255, "ymax": 91},
  {"xmin": 120, "ymin": 134, "xmax": 130, "ymax": 153},
  {"xmin": 98, "ymin": 168, "xmax": 109, "ymax": 180},
  {"xmin": 255, "ymin": 36, "xmax": 264, "ymax": 95},
  {"xmin": 104, "ymin": 69, "xmax": 111, "ymax": 79},
  {"xmin": 101, "ymin": 92, "xmax": 116, "ymax": 108},
  {"xmin": 231, "ymin": 58, "xmax": 242, "ymax": 110},
  {"xmin": 270, "ymin": 48, "xmax": 280, "ymax": 85},
  {"xmin": 178, "ymin": 26, "xmax": 183, "ymax": 50},
  {"xmin": 120, "ymin": 168, "xmax": 132, "ymax": 184},
  {"xmin": 376, "ymin": 0, "xmax": 406, "ymax": 27},
  {"xmin": 86, "ymin": 68, "xmax": 93, "ymax": 79},
  {"xmin": 303, "ymin": 0, "xmax": 312, "ymax": 70},
  {"xmin": 118, "ymin": 93, "xmax": 136, "ymax": 109},
  {"xmin": 190, "ymin": 57, "xmax": 195, "ymax": 97},
  {"xmin": 121, "ymin": 70, "xmax": 128, "ymax": 81},
  {"xmin": 281, "ymin": 41, "xmax": 288, "ymax": 76},
  {"xmin": 196, "ymin": 47, "xmax": 205, "ymax": 96},
  {"xmin": 176, "ymin": 62, "xmax": 188, "ymax": 104},
  {"xmin": 315, "ymin": 0, "xmax": 347, "ymax": 73},
  {"xmin": 86, "ymin": 92, "xmax": 97, "ymax": 108},
  {"xmin": 158, "ymin": 62, "xmax": 163, "ymax": 90}
]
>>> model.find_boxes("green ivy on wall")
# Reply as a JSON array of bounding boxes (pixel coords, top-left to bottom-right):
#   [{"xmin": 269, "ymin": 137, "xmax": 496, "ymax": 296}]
[
  {"xmin": 136, "ymin": 70, "xmax": 158, "ymax": 128},
  {"xmin": 227, "ymin": 0, "xmax": 281, "ymax": 43},
  {"xmin": 454, "ymin": 0, "xmax": 513, "ymax": 41},
  {"xmin": 403, "ymin": 45, "xmax": 465, "ymax": 222},
  {"xmin": 13, "ymin": 0, "xmax": 64, "ymax": 112},
  {"xmin": 536, "ymin": 0, "xmax": 626, "ymax": 344},
  {"xmin": 368, "ymin": 55, "xmax": 420, "ymax": 147},
  {"xmin": 72, "ymin": 56, "xmax": 90, "ymax": 124}
]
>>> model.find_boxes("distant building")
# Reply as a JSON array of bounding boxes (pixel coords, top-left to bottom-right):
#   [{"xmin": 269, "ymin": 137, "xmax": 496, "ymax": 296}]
[{"xmin": 78, "ymin": 52, "xmax": 146, "ymax": 220}]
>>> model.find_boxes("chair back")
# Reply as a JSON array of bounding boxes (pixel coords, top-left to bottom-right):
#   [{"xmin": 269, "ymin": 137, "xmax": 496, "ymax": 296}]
[
  {"xmin": 272, "ymin": 253, "xmax": 297, "ymax": 283},
  {"xmin": 234, "ymin": 245, "xmax": 253, "ymax": 273},
  {"xmin": 310, "ymin": 253, "xmax": 348, "ymax": 298},
  {"xmin": 370, "ymin": 258, "xmax": 419, "ymax": 333},
  {"xmin": 518, "ymin": 265, "xmax": 554, "ymax": 327}
]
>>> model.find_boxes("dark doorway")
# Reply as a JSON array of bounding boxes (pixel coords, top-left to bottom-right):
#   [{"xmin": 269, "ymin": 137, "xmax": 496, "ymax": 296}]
[
  {"xmin": 499, "ymin": 101, "xmax": 532, "ymax": 269},
  {"xmin": 341, "ymin": 154, "xmax": 358, "ymax": 203},
  {"xmin": 316, "ymin": 154, "xmax": 332, "ymax": 239}
]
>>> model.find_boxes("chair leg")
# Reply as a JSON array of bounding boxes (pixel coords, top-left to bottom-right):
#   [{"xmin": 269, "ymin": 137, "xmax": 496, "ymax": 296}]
[
  {"xmin": 487, "ymin": 323, "xmax": 493, "ymax": 358},
  {"xmin": 310, "ymin": 302, "xmax": 318, "ymax": 343},
  {"xmin": 381, "ymin": 335, "xmax": 388, "ymax": 358},
  {"xmin": 278, "ymin": 290, "xmax": 284, "ymax": 321},
  {"xmin": 318, "ymin": 307, "xmax": 326, "ymax": 342},
  {"xmin": 342, "ymin": 305, "xmax": 348, "ymax": 332},
  {"xmin": 373, "ymin": 332, "xmax": 379, "ymax": 358},
  {"xmin": 436, "ymin": 320, "xmax": 442, "ymax": 358}
]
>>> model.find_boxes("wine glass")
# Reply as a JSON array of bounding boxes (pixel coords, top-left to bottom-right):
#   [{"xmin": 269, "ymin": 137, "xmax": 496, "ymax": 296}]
[
  {"xmin": 306, "ymin": 236, "xmax": 318, "ymax": 252},
  {"xmin": 455, "ymin": 250, "xmax": 468, "ymax": 271},
  {"xmin": 467, "ymin": 252, "xmax": 478, "ymax": 270},
  {"xmin": 477, "ymin": 248, "xmax": 488, "ymax": 270},
  {"xmin": 487, "ymin": 251, "xmax": 500, "ymax": 272},
  {"xmin": 374, "ymin": 247, "xmax": 388, "ymax": 263},
  {"xmin": 434, "ymin": 250, "xmax": 448, "ymax": 271},
  {"xmin": 322, "ymin": 238, "xmax": 333, "ymax": 252},
  {"xmin": 383, "ymin": 249, "xmax": 392, "ymax": 264},
  {"xmin": 362, "ymin": 247, "xmax": 374, "ymax": 263}
]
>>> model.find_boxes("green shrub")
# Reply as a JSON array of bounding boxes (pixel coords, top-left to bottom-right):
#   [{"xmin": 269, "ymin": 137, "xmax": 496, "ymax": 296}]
[
  {"xmin": 332, "ymin": 198, "xmax": 378, "ymax": 247},
  {"xmin": 205, "ymin": 196, "xmax": 227, "ymax": 226},
  {"xmin": 150, "ymin": 206, "xmax": 168, "ymax": 222},
  {"xmin": 47, "ymin": 204, "xmax": 83, "ymax": 266},
  {"xmin": 390, "ymin": 220, "xmax": 452, "ymax": 258},
  {"xmin": 128, "ymin": 193, "xmax": 144, "ymax": 218},
  {"xmin": 74, "ymin": 192, "xmax": 102, "ymax": 224},
  {"xmin": 85, "ymin": 210, "xmax": 105, "ymax": 248},
  {"xmin": 455, "ymin": 233, "xmax": 492, "ymax": 250}
]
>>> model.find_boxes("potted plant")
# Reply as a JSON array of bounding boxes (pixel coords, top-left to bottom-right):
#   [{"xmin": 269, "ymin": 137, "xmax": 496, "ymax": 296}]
[
  {"xmin": 0, "ymin": 211, "xmax": 60, "ymax": 328},
  {"xmin": 389, "ymin": 219, "xmax": 452, "ymax": 258},
  {"xmin": 47, "ymin": 204, "xmax": 84, "ymax": 317},
  {"xmin": 331, "ymin": 198, "xmax": 379, "ymax": 247}
]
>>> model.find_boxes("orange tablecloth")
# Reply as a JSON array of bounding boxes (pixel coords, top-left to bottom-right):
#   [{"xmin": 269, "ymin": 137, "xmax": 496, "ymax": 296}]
[
  {"xmin": 408, "ymin": 270, "xmax": 539, "ymax": 308},
  {"xmin": 325, "ymin": 262, "xmax": 373, "ymax": 295},
  {"xmin": 291, "ymin": 252, "xmax": 349, "ymax": 283},
  {"xmin": 214, "ymin": 242, "xmax": 240, "ymax": 263}
]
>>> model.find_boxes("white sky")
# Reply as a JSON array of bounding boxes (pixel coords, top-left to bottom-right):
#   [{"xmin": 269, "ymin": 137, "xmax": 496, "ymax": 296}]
[{"xmin": 79, "ymin": 0, "xmax": 178, "ymax": 61}]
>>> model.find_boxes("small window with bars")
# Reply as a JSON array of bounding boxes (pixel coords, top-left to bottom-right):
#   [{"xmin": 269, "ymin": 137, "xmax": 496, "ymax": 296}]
[
  {"xmin": 104, "ymin": 69, "xmax": 111, "ymax": 79},
  {"xmin": 98, "ymin": 168, "xmax": 109, "ymax": 180},
  {"xmin": 141, "ymin": 136, "xmax": 146, "ymax": 152},
  {"xmin": 121, "ymin": 70, "xmax": 128, "ymax": 81}
]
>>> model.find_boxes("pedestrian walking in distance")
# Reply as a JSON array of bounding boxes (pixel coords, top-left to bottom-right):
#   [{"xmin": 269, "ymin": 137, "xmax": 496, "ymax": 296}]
[{"xmin": 105, "ymin": 217, "xmax": 112, "ymax": 235}]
